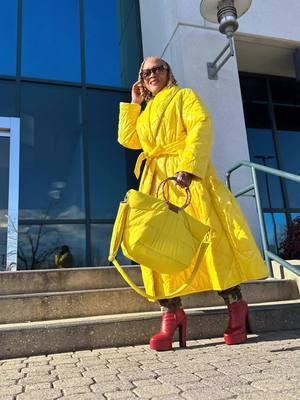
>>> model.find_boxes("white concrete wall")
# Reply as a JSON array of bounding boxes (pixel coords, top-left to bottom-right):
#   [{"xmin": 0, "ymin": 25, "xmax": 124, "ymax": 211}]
[
  {"xmin": 140, "ymin": 0, "xmax": 300, "ymax": 247},
  {"xmin": 238, "ymin": 0, "xmax": 300, "ymax": 42}
]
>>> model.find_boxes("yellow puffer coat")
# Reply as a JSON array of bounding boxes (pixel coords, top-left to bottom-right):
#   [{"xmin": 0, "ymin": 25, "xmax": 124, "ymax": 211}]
[{"xmin": 118, "ymin": 85, "xmax": 268, "ymax": 299}]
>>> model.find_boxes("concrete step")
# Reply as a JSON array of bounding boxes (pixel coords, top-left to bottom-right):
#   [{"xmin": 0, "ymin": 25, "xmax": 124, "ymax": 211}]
[
  {"xmin": 1, "ymin": 299, "xmax": 299, "ymax": 359},
  {"xmin": 0, "ymin": 266, "xmax": 142, "ymax": 295},
  {"xmin": 272, "ymin": 260, "xmax": 300, "ymax": 291},
  {"xmin": 2, "ymin": 263, "xmax": 299, "ymax": 296},
  {"xmin": 0, "ymin": 279, "xmax": 298, "ymax": 324}
]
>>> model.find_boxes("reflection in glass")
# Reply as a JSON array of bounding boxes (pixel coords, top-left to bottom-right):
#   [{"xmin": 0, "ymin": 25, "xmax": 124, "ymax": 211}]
[
  {"xmin": 87, "ymin": 89, "xmax": 129, "ymax": 219},
  {"xmin": 117, "ymin": 0, "xmax": 142, "ymax": 87},
  {"xmin": 0, "ymin": 138, "xmax": 10, "ymax": 270},
  {"xmin": 228, "ymin": 76, "xmax": 300, "ymax": 259},
  {"xmin": 278, "ymin": 213, "xmax": 300, "ymax": 260},
  {"xmin": 264, "ymin": 212, "xmax": 287, "ymax": 256},
  {"xmin": 18, "ymin": 224, "xmax": 86, "ymax": 270},
  {"xmin": 20, "ymin": 83, "xmax": 85, "ymax": 219},
  {"xmin": 278, "ymin": 130, "xmax": 300, "ymax": 208},
  {"xmin": 84, "ymin": 0, "xmax": 141, "ymax": 87},
  {"xmin": 0, "ymin": 0, "xmax": 18, "ymax": 76},
  {"xmin": 0, "ymin": 228, "xmax": 7, "ymax": 271},
  {"xmin": 91, "ymin": 224, "xmax": 131, "ymax": 267},
  {"xmin": 247, "ymin": 129, "xmax": 283, "ymax": 209},
  {"xmin": 0, "ymin": 80, "xmax": 18, "ymax": 117},
  {"xmin": 275, "ymin": 105, "xmax": 300, "ymax": 209},
  {"xmin": 84, "ymin": 0, "xmax": 120, "ymax": 86},
  {"xmin": 21, "ymin": 0, "xmax": 81, "ymax": 82}
]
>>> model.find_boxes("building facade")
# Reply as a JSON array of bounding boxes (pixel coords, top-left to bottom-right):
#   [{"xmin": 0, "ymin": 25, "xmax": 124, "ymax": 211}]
[
  {"xmin": 0, "ymin": 0, "xmax": 142, "ymax": 270},
  {"xmin": 0, "ymin": 0, "xmax": 299, "ymax": 271},
  {"xmin": 139, "ymin": 0, "xmax": 300, "ymax": 258}
]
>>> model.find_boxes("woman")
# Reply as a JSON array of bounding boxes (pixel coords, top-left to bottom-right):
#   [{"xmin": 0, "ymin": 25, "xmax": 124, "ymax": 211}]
[
  {"xmin": 54, "ymin": 245, "xmax": 74, "ymax": 269},
  {"xmin": 118, "ymin": 56, "xmax": 268, "ymax": 351}
]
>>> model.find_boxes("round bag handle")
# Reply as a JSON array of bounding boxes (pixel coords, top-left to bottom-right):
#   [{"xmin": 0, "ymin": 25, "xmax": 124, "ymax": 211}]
[{"xmin": 156, "ymin": 176, "xmax": 191, "ymax": 210}]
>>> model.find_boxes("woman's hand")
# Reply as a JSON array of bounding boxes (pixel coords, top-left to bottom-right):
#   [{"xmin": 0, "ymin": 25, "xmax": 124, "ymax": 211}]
[
  {"xmin": 175, "ymin": 171, "xmax": 193, "ymax": 188},
  {"xmin": 131, "ymin": 81, "xmax": 144, "ymax": 105}
]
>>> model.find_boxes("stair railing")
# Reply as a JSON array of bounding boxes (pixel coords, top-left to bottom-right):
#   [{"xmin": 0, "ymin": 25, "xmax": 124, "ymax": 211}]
[{"xmin": 226, "ymin": 160, "xmax": 300, "ymax": 277}]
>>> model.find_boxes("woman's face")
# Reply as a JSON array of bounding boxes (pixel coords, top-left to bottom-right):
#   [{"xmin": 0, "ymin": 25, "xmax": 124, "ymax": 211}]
[{"xmin": 141, "ymin": 58, "xmax": 169, "ymax": 96}]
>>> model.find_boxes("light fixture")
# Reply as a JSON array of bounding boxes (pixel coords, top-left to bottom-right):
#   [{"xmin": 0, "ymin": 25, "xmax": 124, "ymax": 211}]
[{"xmin": 200, "ymin": 0, "xmax": 252, "ymax": 79}]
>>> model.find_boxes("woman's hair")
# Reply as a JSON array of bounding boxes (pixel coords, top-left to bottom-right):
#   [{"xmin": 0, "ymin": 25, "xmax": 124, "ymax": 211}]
[
  {"xmin": 138, "ymin": 57, "xmax": 177, "ymax": 102},
  {"xmin": 61, "ymin": 245, "xmax": 69, "ymax": 253}
]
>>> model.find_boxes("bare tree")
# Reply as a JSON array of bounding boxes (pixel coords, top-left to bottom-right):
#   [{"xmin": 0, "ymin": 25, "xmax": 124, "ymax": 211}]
[
  {"xmin": 279, "ymin": 216, "xmax": 300, "ymax": 260},
  {"xmin": 17, "ymin": 224, "xmax": 60, "ymax": 270},
  {"xmin": 8, "ymin": 200, "xmax": 61, "ymax": 270}
]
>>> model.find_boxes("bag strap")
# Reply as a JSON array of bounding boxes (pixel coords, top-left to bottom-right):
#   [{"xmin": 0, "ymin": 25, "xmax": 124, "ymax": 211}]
[
  {"xmin": 111, "ymin": 241, "xmax": 209, "ymax": 301},
  {"xmin": 108, "ymin": 203, "xmax": 210, "ymax": 301}
]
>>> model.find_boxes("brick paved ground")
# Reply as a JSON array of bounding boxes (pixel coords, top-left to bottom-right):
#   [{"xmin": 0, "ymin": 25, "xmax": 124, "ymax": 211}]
[{"xmin": 0, "ymin": 330, "xmax": 299, "ymax": 400}]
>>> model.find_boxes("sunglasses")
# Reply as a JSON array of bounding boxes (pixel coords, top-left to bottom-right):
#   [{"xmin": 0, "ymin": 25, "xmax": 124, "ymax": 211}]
[{"xmin": 140, "ymin": 64, "xmax": 168, "ymax": 80}]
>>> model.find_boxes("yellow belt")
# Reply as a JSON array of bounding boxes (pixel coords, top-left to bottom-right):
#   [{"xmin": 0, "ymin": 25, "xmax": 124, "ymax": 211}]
[{"xmin": 134, "ymin": 139, "xmax": 186, "ymax": 180}]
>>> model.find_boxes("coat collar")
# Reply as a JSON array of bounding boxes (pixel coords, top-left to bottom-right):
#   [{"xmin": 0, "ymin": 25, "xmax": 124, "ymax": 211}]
[{"xmin": 145, "ymin": 85, "xmax": 181, "ymax": 138}]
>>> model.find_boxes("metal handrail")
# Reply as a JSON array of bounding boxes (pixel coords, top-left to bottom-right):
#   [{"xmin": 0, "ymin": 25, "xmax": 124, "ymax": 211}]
[{"xmin": 226, "ymin": 160, "xmax": 300, "ymax": 277}]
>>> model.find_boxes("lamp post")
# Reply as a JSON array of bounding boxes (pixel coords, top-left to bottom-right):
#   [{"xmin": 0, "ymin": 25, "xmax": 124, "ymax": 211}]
[{"xmin": 200, "ymin": 0, "xmax": 252, "ymax": 79}]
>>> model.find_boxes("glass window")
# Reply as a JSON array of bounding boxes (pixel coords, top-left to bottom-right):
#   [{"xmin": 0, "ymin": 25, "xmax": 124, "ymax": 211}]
[
  {"xmin": 270, "ymin": 79, "xmax": 300, "ymax": 106},
  {"xmin": 84, "ymin": 0, "xmax": 120, "ymax": 86},
  {"xmin": 90, "ymin": 224, "xmax": 131, "ymax": 267},
  {"xmin": 87, "ymin": 89, "xmax": 131, "ymax": 219},
  {"xmin": 241, "ymin": 76, "xmax": 300, "ymax": 261},
  {"xmin": 0, "ymin": 1, "xmax": 18, "ymax": 76},
  {"xmin": 20, "ymin": 83, "xmax": 85, "ymax": 220},
  {"xmin": 277, "ymin": 130, "xmax": 300, "ymax": 209},
  {"xmin": 264, "ymin": 212, "xmax": 287, "ymax": 256},
  {"xmin": 117, "ymin": 0, "xmax": 142, "ymax": 88},
  {"xmin": 21, "ymin": 0, "xmax": 81, "ymax": 82},
  {"xmin": 247, "ymin": 129, "xmax": 284, "ymax": 209},
  {"xmin": 240, "ymin": 76, "xmax": 268, "ymax": 103},
  {"xmin": 84, "ymin": 0, "xmax": 141, "ymax": 87},
  {"xmin": 0, "ymin": 227, "xmax": 6, "ymax": 271},
  {"xmin": 243, "ymin": 103, "xmax": 271, "ymax": 129},
  {"xmin": 274, "ymin": 105, "xmax": 300, "ymax": 132},
  {"xmin": 277, "ymin": 213, "xmax": 300, "ymax": 260},
  {"xmin": 0, "ymin": 80, "xmax": 18, "ymax": 117},
  {"xmin": 18, "ymin": 224, "xmax": 86, "ymax": 270},
  {"xmin": 274, "ymin": 105, "xmax": 300, "ymax": 209}
]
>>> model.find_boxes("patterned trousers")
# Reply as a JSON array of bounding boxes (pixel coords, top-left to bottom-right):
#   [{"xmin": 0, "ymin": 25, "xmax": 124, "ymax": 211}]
[{"xmin": 159, "ymin": 285, "xmax": 242, "ymax": 311}]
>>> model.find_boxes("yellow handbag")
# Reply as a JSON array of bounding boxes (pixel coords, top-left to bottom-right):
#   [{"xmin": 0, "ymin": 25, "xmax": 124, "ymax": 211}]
[{"xmin": 108, "ymin": 177, "xmax": 210, "ymax": 300}]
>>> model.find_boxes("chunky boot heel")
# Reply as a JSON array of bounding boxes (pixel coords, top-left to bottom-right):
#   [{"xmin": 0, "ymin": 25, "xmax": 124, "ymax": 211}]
[
  {"xmin": 224, "ymin": 299, "xmax": 249, "ymax": 345},
  {"xmin": 178, "ymin": 320, "xmax": 187, "ymax": 348},
  {"xmin": 150, "ymin": 308, "xmax": 187, "ymax": 351},
  {"xmin": 246, "ymin": 314, "xmax": 252, "ymax": 334}
]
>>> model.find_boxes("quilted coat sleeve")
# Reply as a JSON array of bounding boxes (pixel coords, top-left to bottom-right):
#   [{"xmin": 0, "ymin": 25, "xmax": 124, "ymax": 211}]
[
  {"xmin": 118, "ymin": 102, "xmax": 142, "ymax": 149},
  {"xmin": 177, "ymin": 88, "xmax": 213, "ymax": 179}
]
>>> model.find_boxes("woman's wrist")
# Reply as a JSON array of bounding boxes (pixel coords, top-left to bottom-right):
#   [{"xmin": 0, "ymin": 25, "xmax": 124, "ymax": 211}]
[
  {"xmin": 175, "ymin": 171, "xmax": 193, "ymax": 188},
  {"xmin": 131, "ymin": 99, "xmax": 142, "ymax": 105}
]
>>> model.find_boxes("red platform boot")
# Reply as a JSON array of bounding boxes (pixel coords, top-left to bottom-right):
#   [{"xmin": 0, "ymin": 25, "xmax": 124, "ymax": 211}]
[
  {"xmin": 150, "ymin": 308, "xmax": 187, "ymax": 351},
  {"xmin": 224, "ymin": 299, "xmax": 251, "ymax": 345}
]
